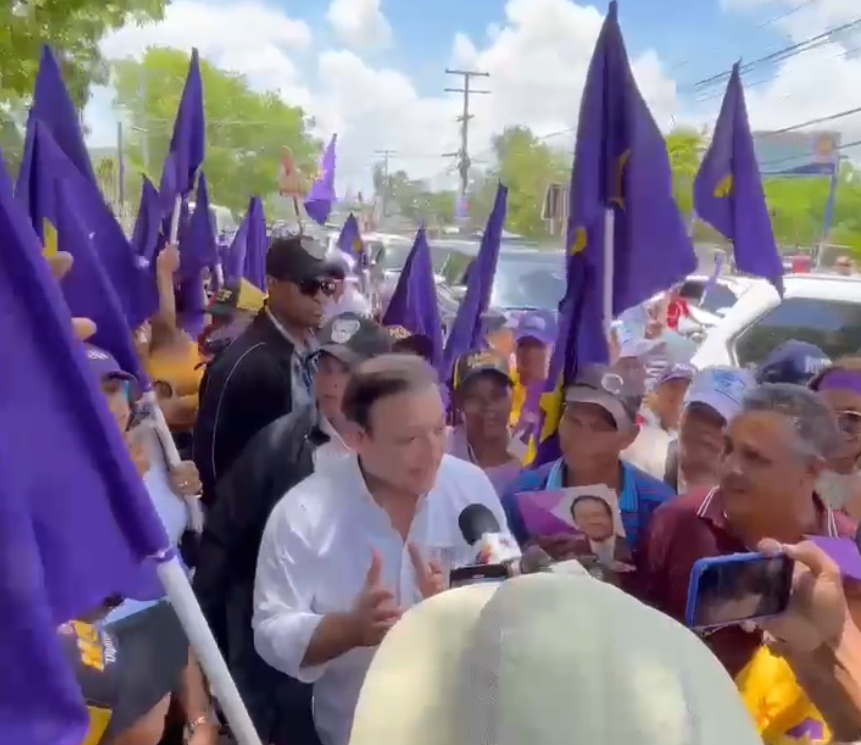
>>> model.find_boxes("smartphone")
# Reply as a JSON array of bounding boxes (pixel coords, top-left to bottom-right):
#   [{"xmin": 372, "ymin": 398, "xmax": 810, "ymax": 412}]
[
  {"xmin": 685, "ymin": 552, "xmax": 794, "ymax": 631},
  {"xmin": 449, "ymin": 564, "xmax": 509, "ymax": 589}
]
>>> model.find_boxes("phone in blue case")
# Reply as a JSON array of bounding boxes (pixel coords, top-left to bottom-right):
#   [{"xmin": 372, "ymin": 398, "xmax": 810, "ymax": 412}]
[{"xmin": 684, "ymin": 552, "xmax": 794, "ymax": 631}]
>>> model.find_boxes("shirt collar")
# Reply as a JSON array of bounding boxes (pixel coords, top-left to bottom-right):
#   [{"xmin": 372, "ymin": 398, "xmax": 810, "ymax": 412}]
[
  {"xmin": 697, "ymin": 487, "xmax": 838, "ymax": 537},
  {"xmin": 264, "ymin": 307, "xmax": 317, "ymax": 352},
  {"xmin": 319, "ymin": 415, "xmax": 349, "ymax": 449}
]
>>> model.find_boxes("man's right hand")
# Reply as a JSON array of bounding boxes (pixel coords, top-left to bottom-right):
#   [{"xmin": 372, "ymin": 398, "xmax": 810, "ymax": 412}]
[
  {"xmin": 348, "ymin": 549, "xmax": 401, "ymax": 647},
  {"xmin": 535, "ymin": 534, "xmax": 584, "ymax": 561}
]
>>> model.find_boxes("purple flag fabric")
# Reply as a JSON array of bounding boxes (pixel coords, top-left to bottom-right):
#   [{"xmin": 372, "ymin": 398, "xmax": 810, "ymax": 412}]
[
  {"xmin": 534, "ymin": 0, "xmax": 696, "ymax": 466},
  {"xmin": 55, "ymin": 177, "xmax": 149, "ymax": 385},
  {"xmin": 223, "ymin": 212, "xmax": 248, "ymax": 283},
  {"xmin": 17, "ymin": 119, "xmax": 157, "ymax": 330},
  {"xmin": 0, "ymin": 147, "xmax": 168, "ymax": 745},
  {"xmin": 243, "ymin": 196, "xmax": 268, "ymax": 291},
  {"xmin": 131, "ymin": 176, "xmax": 162, "ymax": 263},
  {"xmin": 27, "ymin": 45, "xmax": 98, "ymax": 187},
  {"xmin": 381, "ymin": 226, "xmax": 443, "ymax": 368},
  {"xmin": 305, "ymin": 134, "xmax": 337, "ymax": 226},
  {"xmin": 158, "ymin": 48, "xmax": 205, "ymax": 217},
  {"xmin": 441, "ymin": 183, "xmax": 507, "ymax": 382},
  {"xmin": 693, "ymin": 63, "xmax": 783, "ymax": 295},
  {"xmin": 337, "ymin": 212, "xmax": 365, "ymax": 267}
]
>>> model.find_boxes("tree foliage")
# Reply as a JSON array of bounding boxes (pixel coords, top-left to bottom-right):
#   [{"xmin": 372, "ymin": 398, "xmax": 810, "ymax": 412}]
[
  {"xmin": 110, "ymin": 47, "xmax": 319, "ymax": 214},
  {"xmin": 372, "ymin": 164, "xmax": 457, "ymax": 227},
  {"xmin": 1, "ymin": 0, "xmax": 166, "ymax": 108}
]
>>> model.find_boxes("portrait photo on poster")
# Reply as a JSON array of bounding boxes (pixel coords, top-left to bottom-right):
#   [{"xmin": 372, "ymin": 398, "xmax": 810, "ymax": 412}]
[{"xmin": 516, "ymin": 485, "xmax": 634, "ymax": 571}]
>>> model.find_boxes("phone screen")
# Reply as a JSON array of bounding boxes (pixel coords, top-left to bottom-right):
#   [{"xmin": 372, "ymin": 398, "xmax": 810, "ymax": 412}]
[
  {"xmin": 689, "ymin": 554, "xmax": 794, "ymax": 629},
  {"xmin": 449, "ymin": 564, "xmax": 508, "ymax": 589}
]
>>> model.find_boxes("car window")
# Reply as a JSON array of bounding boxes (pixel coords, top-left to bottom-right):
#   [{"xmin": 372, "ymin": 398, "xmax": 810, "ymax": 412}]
[
  {"xmin": 375, "ymin": 243, "xmax": 410, "ymax": 270},
  {"xmin": 490, "ymin": 255, "xmax": 565, "ymax": 311},
  {"xmin": 442, "ymin": 251, "xmax": 475, "ymax": 285},
  {"xmin": 734, "ymin": 298, "xmax": 861, "ymax": 366},
  {"xmin": 699, "ymin": 284, "xmax": 739, "ymax": 314}
]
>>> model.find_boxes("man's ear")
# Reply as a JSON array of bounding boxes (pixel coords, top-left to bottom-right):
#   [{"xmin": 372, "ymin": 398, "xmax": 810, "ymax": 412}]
[{"xmin": 340, "ymin": 420, "xmax": 364, "ymax": 450}]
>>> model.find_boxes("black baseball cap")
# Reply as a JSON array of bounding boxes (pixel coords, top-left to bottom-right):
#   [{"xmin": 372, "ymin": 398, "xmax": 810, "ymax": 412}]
[
  {"xmin": 453, "ymin": 351, "xmax": 513, "ymax": 390},
  {"xmin": 265, "ymin": 234, "xmax": 340, "ymax": 283},
  {"xmin": 317, "ymin": 313, "xmax": 393, "ymax": 366}
]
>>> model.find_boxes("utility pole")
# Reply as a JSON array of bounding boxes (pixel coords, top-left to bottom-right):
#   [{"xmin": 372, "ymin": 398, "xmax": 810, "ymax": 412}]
[
  {"xmin": 443, "ymin": 69, "xmax": 489, "ymax": 210},
  {"xmin": 374, "ymin": 149, "xmax": 396, "ymax": 219}
]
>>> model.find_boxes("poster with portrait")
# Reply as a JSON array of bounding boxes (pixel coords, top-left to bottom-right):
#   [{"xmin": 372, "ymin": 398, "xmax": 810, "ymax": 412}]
[{"xmin": 515, "ymin": 486, "xmax": 634, "ymax": 571}]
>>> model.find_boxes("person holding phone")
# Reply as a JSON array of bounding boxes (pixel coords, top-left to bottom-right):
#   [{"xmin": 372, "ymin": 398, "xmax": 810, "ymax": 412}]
[{"xmin": 640, "ymin": 384, "xmax": 856, "ymax": 678}]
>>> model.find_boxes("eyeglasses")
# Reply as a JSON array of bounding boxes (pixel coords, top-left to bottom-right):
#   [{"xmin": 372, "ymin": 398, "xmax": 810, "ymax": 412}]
[
  {"xmin": 836, "ymin": 409, "xmax": 861, "ymax": 437},
  {"xmin": 298, "ymin": 277, "xmax": 336, "ymax": 297}
]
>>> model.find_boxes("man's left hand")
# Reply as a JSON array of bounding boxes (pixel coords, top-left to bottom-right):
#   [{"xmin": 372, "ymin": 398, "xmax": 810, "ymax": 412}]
[{"xmin": 408, "ymin": 543, "xmax": 447, "ymax": 599}]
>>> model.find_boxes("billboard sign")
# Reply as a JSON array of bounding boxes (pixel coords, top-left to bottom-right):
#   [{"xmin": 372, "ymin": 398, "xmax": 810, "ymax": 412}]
[{"xmin": 754, "ymin": 130, "xmax": 840, "ymax": 177}]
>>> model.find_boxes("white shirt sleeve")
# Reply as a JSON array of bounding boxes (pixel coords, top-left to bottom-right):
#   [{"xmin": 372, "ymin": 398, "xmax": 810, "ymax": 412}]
[{"xmin": 252, "ymin": 501, "xmax": 332, "ymax": 683}]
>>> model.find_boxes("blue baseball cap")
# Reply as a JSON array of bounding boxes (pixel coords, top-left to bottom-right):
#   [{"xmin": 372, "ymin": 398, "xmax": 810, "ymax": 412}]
[
  {"xmin": 658, "ymin": 362, "xmax": 697, "ymax": 386},
  {"xmin": 756, "ymin": 341, "xmax": 830, "ymax": 385},
  {"xmin": 512, "ymin": 310, "xmax": 556, "ymax": 346},
  {"xmin": 83, "ymin": 343, "xmax": 135, "ymax": 382}
]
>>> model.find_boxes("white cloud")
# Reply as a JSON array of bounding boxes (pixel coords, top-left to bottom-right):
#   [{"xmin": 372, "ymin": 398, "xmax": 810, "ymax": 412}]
[
  {"xmin": 326, "ymin": 0, "xmax": 392, "ymax": 51},
  {"xmin": 84, "ymin": 0, "xmax": 861, "ymax": 199}
]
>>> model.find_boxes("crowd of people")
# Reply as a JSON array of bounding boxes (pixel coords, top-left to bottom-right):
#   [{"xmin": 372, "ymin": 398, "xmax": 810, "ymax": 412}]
[{"xmin": 59, "ymin": 228, "xmax": 861, "ymax": 745}]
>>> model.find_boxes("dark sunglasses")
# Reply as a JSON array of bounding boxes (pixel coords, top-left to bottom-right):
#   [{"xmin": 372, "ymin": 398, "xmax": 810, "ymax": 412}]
[{"xmin": 298, "ymin": 277, "xmax": 336, "ymax": 297}]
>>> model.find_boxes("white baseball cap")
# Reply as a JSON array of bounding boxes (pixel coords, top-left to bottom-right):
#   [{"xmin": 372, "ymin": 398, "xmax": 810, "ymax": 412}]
[
  {"xmin": 349, "ymin": 573, "xmax": 762, "ymax": 745},
  {"xmin": 684, "ymin": 366, "xmax": 757, "ymax": 423}
]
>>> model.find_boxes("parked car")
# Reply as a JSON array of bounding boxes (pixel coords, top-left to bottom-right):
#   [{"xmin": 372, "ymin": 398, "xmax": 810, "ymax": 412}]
[
  {"xmin": 692, "ymin": 273, "xmax": 861, "ymax": 369},
  {"xmin": 675, "ymin": 275, "xmax": 759, "ymax": 340}
]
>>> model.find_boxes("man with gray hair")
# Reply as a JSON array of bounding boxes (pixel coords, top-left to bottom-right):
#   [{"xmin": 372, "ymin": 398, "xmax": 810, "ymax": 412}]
[{"xmin": 639, "ymin": 383, "xmax": 857, "ymax": 678}]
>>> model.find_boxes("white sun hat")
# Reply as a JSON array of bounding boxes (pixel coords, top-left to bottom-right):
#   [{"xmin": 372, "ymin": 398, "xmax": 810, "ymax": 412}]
[{"xmin": 349, "ymin": 572, "xmax": 761, "ymax": 745}]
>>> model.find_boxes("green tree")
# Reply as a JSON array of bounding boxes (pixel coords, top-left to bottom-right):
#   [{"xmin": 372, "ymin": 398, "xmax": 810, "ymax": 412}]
[
  {"xmin": 1, "ymin": 0, "xmax": 165, "ymax": 109},
  {"xmin": 666, "ymin": 126, "xmax": 705, "ymax": 219},
  {"xmin": 110, "ymin": 47, "xmax": 319, "ymax": 213}
]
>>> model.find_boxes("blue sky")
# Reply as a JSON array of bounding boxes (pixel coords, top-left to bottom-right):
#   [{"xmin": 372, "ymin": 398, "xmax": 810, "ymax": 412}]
[{"xmin": 89, "ymin": 0, "xmax": 861, "ymax": 191}]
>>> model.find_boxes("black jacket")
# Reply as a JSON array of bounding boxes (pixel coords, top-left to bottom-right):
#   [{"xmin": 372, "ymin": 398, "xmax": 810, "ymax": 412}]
[
  {"xmin": 193, "ymin": 404, "xmax": 326, "ymax": 657},
  {"xmin": 193, "ymin": 310, "xmax": 297, "ymax": 505},
  {"xmin": 193, "ymin": 404, "xmax": 326, "ymax": 745}
]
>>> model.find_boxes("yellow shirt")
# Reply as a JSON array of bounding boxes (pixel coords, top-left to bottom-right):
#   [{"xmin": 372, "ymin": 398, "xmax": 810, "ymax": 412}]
[
  {"xmin": 736, "ymin": 646, "xmax": 830, "ymax": 744},
  {"xmin": 510, "ymin": 370, "xmax": 527, "ymax": 427}
]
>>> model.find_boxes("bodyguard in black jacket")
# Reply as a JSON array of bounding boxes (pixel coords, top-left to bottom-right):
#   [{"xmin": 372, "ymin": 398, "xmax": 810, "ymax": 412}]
[
  {"xmin": 193, "ymin": 235, "xmax": 339, "ymax": 504},
  {"xmin": 193, "ymin": 314, "xmax": 392, "ymax": 745}
]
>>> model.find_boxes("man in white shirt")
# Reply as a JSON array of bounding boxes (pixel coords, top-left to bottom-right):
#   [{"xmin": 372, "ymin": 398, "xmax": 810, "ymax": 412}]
[{"xmin": 253, "ymin": 354, "xmax": 515, "ymax": 745}]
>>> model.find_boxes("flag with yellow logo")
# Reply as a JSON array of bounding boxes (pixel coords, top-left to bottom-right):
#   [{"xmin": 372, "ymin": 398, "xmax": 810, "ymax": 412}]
[
  {"xmin": 533, "ymin": 1, "xmax": 696, "ymax": 466},
  {"xmin": 693, "ymin": 63, "xmax": 783, "ymax": 294}
]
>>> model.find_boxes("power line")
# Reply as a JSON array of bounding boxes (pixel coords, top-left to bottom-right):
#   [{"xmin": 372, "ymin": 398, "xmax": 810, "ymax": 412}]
[
  {"xmin": 682, "ymin": 15, "xmax": 861, "ymax": 95},
  {"xmin": 374, "ymin": 149, "xmax": 396, "ymax": 217}
]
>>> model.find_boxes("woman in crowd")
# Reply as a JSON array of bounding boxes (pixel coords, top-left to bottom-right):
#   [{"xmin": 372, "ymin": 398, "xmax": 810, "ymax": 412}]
[
  {"xmin": 447, "ymin": 351, "xmax": 521, "ymax": 495},
  {"xmin": 87, "ymin": 344, "xmax": 216, "ymax": 745},
  {"xmin": 809, "ymin": 357, "xmax": 861, "ymax": 518}
]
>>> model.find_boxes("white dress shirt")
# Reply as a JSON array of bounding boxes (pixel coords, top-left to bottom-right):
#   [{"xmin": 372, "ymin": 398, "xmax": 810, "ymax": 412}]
[
  {"xmin": 313, "ymin": 416, "xmax": 352, "ymax": 471},
  {"xmin": 252, "ymin": 453, "xmax": 514, "ymax": 745}
]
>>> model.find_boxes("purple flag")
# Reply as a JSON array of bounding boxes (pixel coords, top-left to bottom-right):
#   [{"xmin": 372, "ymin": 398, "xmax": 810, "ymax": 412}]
[
  {"xmin": 158, "ymin": 48, "xmax": 205, "ymax": 217},
  {"xmin": 243, "ymin": 196, "xmax": 268, "ymax": 291},
  {"xmin": 337, "ymin": 212, "xmax": 365, "ymax": 267},
  {"xmin": 0, "ymin": 147, "xmax": 168, "ymax": 745},
  {"xmin": 534, "ymin": 0, "xmax": 695, "ymax": 466},
  {"xmin": 305, "ymin": 134, "xmax": 337, "ymax": 226},
  {"xmin": 382, "ymin": 226, "xmax": 443, "ymax": 368},
  {"xmin": 55, "ymin": 177, "xmax": 150, "ymax": 385},
  {"xmin": 694, "ymin": 63, "xmax": 783, "ymax": 294},
  {"xmin": 442, "ymin": 183, "xmax": 507, "ymax": 382},
  {"xmin": 223, "ymin": 212, "xmax": 248, "ymax": 283},
  {"xmin": 27, "ymin": 45, "xmax": 98, "ymax": 186},
  {"xmin": 17, "ymin": 119, "xmax": 157, "ymax": 330},
  {"xmin": 131, "ymin": 176, "xmax": 162, "ymax": 263}
]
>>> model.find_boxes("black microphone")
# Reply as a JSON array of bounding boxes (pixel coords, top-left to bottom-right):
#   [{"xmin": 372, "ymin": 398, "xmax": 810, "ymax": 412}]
[{"xmin": 451, "ymin": 505, "xmax": 552, "ymax": 587}]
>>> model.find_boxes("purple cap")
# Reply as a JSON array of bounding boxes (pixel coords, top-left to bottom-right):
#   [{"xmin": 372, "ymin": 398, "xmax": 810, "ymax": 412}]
[
  {"xmin": 512, "ymin": 310, "xmax": 556, "ymax": 346},
  {"xmin": 83, "ymin": 343, "xmax": 135, "ymax": 382}
]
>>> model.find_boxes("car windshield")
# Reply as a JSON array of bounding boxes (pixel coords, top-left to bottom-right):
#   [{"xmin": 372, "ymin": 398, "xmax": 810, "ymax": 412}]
[{"xmin": 490, "ymin": 252, "xmax": 565, "ymax": 311}]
